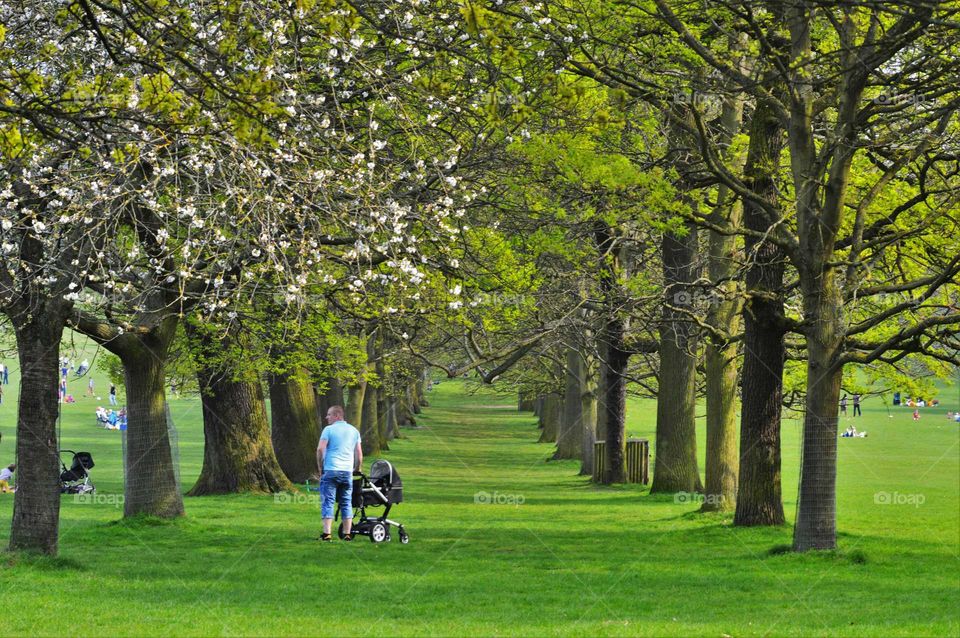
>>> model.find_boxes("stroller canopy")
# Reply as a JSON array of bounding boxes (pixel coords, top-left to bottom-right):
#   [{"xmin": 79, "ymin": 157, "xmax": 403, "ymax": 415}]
[
  {"xmin": 369, "ymin": 459, "xmax": 401, "ymax": 489},
  {"xmin": 60, "ymin": 451, "xmax": 94, "ymax": 482}
]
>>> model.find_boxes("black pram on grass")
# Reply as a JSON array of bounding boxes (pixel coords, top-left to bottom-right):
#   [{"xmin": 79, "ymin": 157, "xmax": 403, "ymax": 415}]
[
  {"xmin": 336, "ymin": 459, "xmax": 409, "ymax": 544},
  {"xmin": 59, "ymin": 450, "xmax": 95, "ymax": 494}
]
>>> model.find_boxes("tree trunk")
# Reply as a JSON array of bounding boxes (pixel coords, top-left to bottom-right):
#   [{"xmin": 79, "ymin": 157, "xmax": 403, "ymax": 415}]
[
  {"xmin": 189, "ymin": 368, "xmax": 292, "ymax": 495},
  {"xmin": 518, "ymin": 392, "xmax": 536, "ymax": 412},
  {"xmin": 345, "ymin": 382, "xmax": 366, "ymax": 427},
  {"xmin": 361, "ymin": 380, "xmax": 382, "ymax": 456},
  {"xmin": 702, "ymin": 332, "xmax": 739, "ymax": 511},
  {"xmin": 122, "ymin": 333, "xmax": 185, "ymax": 518},
  {"xmin": 8, "ymin": 304, "xmax": 67, "ymax": 554},
  {"xmin": 702, "ymin": 53, "xmax": 745, "ymax": 513},
  {"xmin": 374, "ymin": 336, "xmax": 392, "ymax": 447},
  {"xmin": 553, "ymin": 347, "xmax": 583, "ymax": 460},
  {"xmin": 385, "ymin": 397, "xmax": 400, "ymax": 440},
  {"xmin": 410, "ymin": 380, "xmax": 422, "ymax": 414},
  {"xmin": 315, "ymin": 376, "xmax": 344, "ymax": 428},
  {"xmin": 793, "ymin": 279, "xmax": 844, "ymax": 551},
  {"xmin": 703, "ymin": 229, "xmax": 741, "ymax": 510},
  {"xmin": 652, "ymin": 222, "xmax": 703, "ymax": 494},
  {"xmin": 599, "ymin": 319, "xmax": 629, "ymax": 484},
  {"xmin": 734, "ymin": 82, "xmax": 787, "ymax": 527},
  {"xmin": 396, "ymin": 387, "xmax": 416, "ymax": 427},
  {"xmin": 579, "ymin": 352, "xmax": 598, "ymax": 476},
  {"xmin": 537, "ymin": 393, "xmax": 561, "ymax": 443},
  {"xmin": 269, "ymin": 371, "xmax": 321, "ymax": 484}
]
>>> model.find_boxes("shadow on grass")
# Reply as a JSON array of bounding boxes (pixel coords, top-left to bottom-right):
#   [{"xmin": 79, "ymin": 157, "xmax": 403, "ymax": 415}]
[{"xmin": 3, "ymin": 551, "xmax": 86, "ymax": 571}]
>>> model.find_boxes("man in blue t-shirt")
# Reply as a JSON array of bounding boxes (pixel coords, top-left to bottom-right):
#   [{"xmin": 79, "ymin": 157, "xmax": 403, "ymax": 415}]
[{"xmin": 317, "ymin": 405, "xmax": 362, "ymax": 542}]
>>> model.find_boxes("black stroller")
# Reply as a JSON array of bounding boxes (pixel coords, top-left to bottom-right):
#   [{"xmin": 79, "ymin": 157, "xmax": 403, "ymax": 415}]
[
  {"xmin": 336, "ymin": 459, "xmax": 409, "ymax": 544},
  {"xmin": 59, "ymin": 450, "xmax": 95, "ymax": 494}
]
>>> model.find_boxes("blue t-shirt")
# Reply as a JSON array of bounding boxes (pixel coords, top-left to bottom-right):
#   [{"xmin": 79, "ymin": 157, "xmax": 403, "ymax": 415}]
[{"xmin": 320, "ymin": 420, "xmax": 361, "ymax": 472}]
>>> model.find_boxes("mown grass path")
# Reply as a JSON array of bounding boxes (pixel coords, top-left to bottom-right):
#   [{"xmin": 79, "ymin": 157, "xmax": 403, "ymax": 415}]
[{"xmin": 0, "ymin": 379, "xmax": 957, "ymax": 636}]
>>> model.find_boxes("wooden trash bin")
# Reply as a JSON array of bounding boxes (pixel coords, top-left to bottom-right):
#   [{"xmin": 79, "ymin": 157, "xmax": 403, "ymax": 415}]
[
  {"xmin": 593, "ymin": 441, "xmax": 606, "ymax": 482},
  {"xmin": 593, "ymin": 439, "xmax": 649, "ymax": 484},
  {"xmin": 626, "ymin": 438, "xmax": 649, "ymax": 484}
]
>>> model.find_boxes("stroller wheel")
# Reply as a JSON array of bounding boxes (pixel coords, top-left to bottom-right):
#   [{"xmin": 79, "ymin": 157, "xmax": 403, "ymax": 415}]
[
  {"xmin": 399, "ymin": 531, "xmax": 410, "ymax": 544},
  {"xmin": 337, "ymin": 523, "xmax": 346, "ymax": 540},
  {"xmin": 370, "ymin": 522, "xmax": 387, "ymax": 543}
]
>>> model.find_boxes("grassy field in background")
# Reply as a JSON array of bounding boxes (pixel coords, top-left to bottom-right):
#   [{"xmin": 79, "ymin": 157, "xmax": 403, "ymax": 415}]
[{"xmin": 0, "ymin": 342, "xmax": 958, "ymax": 636}]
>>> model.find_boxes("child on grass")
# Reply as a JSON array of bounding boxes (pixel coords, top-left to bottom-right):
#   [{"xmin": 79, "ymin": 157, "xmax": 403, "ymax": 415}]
[{"xmin": 0, "ymin": 464, "xmax": 15, "ymax": 493}]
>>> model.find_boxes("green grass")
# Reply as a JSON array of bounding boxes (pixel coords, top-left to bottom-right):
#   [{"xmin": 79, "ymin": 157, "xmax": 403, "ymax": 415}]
[{"xmin": 0, "ymin": 351, "xmax": 958, "ymax": 636}]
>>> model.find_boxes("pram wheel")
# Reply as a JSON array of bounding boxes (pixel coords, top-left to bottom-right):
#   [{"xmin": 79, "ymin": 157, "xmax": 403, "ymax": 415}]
[
  {"xmin": 370, "ymin": 522, "xmax": 387, "ymax": 543},
  {"xmin": 399, "ymin": 530, "xmax": 409, "ymax": 544},
  {"xmin": 337, "ymin": 523, "xmax": 346, "ymax": 540}
]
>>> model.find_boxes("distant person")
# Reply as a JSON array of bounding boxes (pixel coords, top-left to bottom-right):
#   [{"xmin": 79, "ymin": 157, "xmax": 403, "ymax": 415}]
[
  {"xmin": 2, "ymin": 363, "xmax": 8, "ymax": 384},
  {"xmin": 317, "ymin": 405, "xmax": 362, "ymax": 542},
  {"xmin": 109, "ymin": 383, "xmax": 117, "ymax": 406},
  {"xmin": 913, "ymin": 408, "xmax": 920, "ymax": 421},
  {"xmin": 0, "ymin": 464, "xmax": 14, "ymax": 493},
  {"xmin": 87, "ymin": 377, "xmax": 95, "ymax": 397},
  {"xmin": 76, "ymin": 359, "xmax": 89, "ymax": 376},
  {"xmin": 840, "ymin": 395, "xmax": 847, "ymax": 416},
  {"xmin": 61, "ymin": 359, "xmax": 69, "ymax": 379},
  {"xmin": 853, "ymin": 394, "xmax": 862, "ymax": 417},
  {"xmin": 954, "ymin": 413, "xmax": 960, "ymax": 423}
]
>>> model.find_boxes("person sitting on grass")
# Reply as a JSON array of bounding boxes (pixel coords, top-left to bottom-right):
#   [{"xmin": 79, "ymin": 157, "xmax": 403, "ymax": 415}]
[{"xmin": 0, "ymin": 464, "xmax": 15, "ymax": 493}]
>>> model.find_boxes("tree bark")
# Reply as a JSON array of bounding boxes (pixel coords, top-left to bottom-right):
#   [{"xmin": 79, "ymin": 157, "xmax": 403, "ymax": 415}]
[
  {"xmin": 553, "ymin": 347, "xmax": 583, "ymax": 460},
  {"xmin": 269, "ymin": 370, "xmax": 321, "ymax": 484},
  {"xmin": 345, "ymin": 382, "xmax": 366, "ymax": 427},
  {"xmin": 578, "ymin": 352, "xmax": 598, "ymax": 476},
  {"xmin": 537, "ymin": 393, "xmax": 561, "ymax": 443},
  {"xmin": 121, "ymin": 325, "xmax": 185, "ymax": 518},
  {"xmin": 652, "ymin": 222, "xmax": 703, "ymax": 494},
  {"xmin": 189, "ymin": 368, "xmax": 292, "ymax": 495},
  {"xmin": 518, "ymin": 392, "xmax": 536, "ymax": 412},
  {"xmin": 385, "ymin": 397, "xmax": 400, "ymax": 440},
  {"xmin": 598, "ymin": 319, "xmax": 629, "ymax": 484},
  {"xmin": 360, "ymin": 380, "xmax": 382, "ymax": 455},
  {"xmin": 734, "ymin": 84, "xmax": 787, "ymax": 527},
  {"xmin": 374, "ymin": 336, "xmax": 392, "ymax": 447},
  {"xmin": 8, "ymin": 302, "xmax": 68, "ymax": 554},
  {"xmin": 315, "ymin": 376, "xmax": 344, "ymax": 428},
  {"xmin": 793, "ymin": 277, "xmax": 844, "ymax": 550},
  {"xmin": 702, "ymin": 47, "xmax": 745, "ymax": 513}
]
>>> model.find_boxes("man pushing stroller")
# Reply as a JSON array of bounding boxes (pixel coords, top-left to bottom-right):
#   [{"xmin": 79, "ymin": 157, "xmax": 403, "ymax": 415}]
[{"xmin": 317, "ymin": 405, "xmax": 362, "ymax": 542}]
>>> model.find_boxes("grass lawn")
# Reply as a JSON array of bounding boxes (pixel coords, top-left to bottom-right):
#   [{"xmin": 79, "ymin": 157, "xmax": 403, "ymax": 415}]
[{"xmin": 0, "ymin": 348, "xmax": 958, "ymax": 636}]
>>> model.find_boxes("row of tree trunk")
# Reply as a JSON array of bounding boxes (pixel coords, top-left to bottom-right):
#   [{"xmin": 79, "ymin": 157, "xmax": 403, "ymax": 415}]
[
  {"xmin": 523, "ymin": 73, "xmax": 788, "ymax": 526},
  {"xmin": 7, "ymin": 302, "xmax": 430, "ymax": 556}
]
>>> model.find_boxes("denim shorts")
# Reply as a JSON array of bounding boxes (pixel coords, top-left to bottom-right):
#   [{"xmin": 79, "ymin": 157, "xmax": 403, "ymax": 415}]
[{"xmin": 320, "ymin": 470, "xmax": 353, "ymax": 519}]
